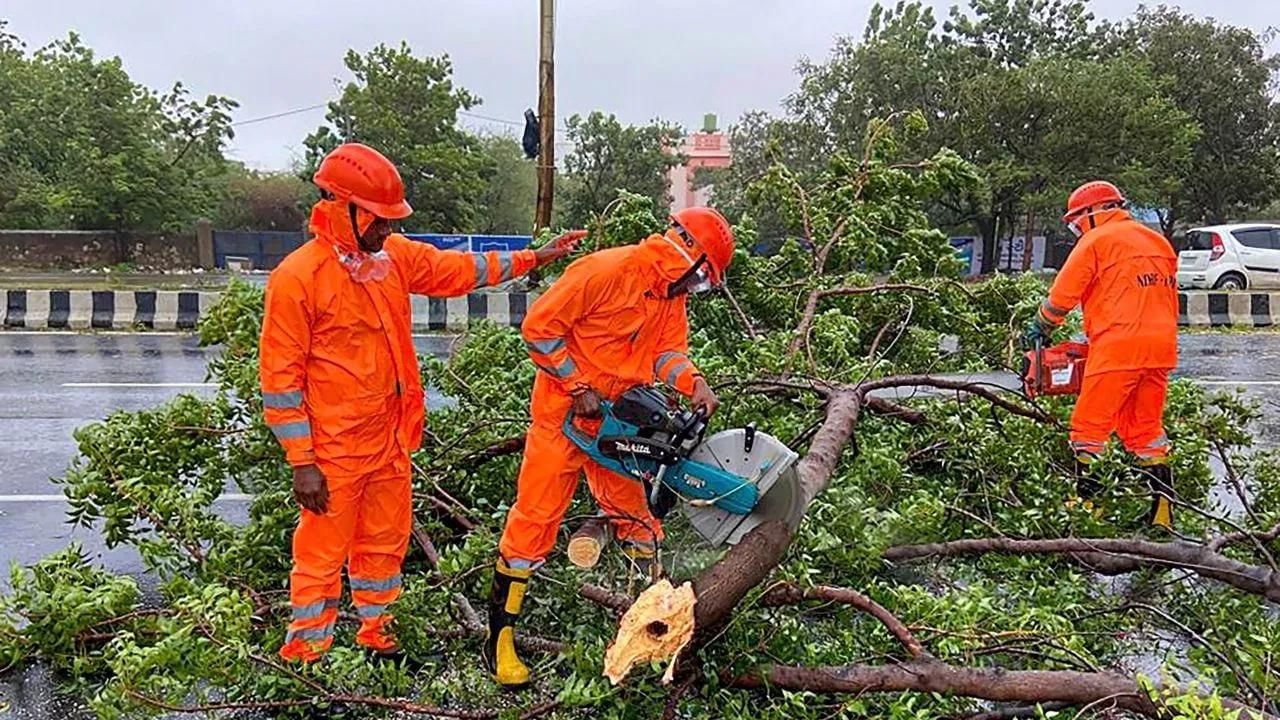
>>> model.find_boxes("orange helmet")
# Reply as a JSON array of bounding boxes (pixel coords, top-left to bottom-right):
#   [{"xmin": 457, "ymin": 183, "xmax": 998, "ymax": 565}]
[
  {"xmin": 313, "ymin": 143, "xmax": 413, "ymax": 220},
  {"xmin": 1063, "ymin": 181, "xmax": 1125, "ymax": 223},
  {"xmin": 670, "ymin": 207, "xmax": 735, "ymax": 284}
]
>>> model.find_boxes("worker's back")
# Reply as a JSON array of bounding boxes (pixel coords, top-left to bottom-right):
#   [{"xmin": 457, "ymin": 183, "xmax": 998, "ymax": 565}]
[{"xmin": 1075, "ymin": 214, "xmax": 1178, "ymax": 372}]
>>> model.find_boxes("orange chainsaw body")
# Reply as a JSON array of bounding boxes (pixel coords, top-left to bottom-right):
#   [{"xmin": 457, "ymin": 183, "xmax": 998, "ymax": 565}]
[{"xmin": 1023, "ymin": 341, "xmax": 1089, "ymax": 399}]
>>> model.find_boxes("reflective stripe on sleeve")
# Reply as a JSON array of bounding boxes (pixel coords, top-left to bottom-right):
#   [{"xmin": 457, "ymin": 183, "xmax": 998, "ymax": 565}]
[
  {"xmin": 263, "ymin": 390, "xmax": 303, "ymax": 409},
  {"xmin": 271, "ymin": 420, "xmax": 311, "ymax": 440}
]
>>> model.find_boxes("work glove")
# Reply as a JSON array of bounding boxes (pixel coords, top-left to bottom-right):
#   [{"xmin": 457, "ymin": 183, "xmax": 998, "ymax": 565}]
[{"xmin": 1021, "ymin": 318, "xmax": 1050, "ymax": 350}]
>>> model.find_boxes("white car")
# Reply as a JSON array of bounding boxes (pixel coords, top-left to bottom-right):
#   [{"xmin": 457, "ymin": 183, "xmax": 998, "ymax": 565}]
[{"xmin": 1177, "ymin": 223, "xmax": 1280, "ymax": 290}]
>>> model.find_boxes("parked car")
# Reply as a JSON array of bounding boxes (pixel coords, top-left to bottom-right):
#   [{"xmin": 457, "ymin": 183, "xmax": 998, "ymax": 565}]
[{"xmin": 1176, "ymin": 223, "xmax": 1280, "ymax": 290}]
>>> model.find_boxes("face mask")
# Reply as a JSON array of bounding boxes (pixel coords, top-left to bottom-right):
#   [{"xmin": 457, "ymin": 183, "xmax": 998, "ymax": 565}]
[
  {"xmin": 336, "ymin": 247, "xmax": 392, "ymax": 283},
  {"xmin": 1067, "ymin": 220, "xmax": 1085, "ymax": 239},
  {"xmin": 662, "ymin": 234, "xmax": 713, "ymax": 297}
]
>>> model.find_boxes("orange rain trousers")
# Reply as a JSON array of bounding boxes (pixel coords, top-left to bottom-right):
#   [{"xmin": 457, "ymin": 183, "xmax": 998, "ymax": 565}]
[
  {"xmin": 499, "ymin": 237, "xmax": 705, "ymax": 567},
  {"xmin": 279, "ymin": 457, "xmax": 411, "ymax": 661},
  {"xmin": 499, "ymin": 374, "xmax": 663, "ymax": 567},
  {"xmin": 1070, "ymin": 369, "xmax": 1170, "ymax": 462}
]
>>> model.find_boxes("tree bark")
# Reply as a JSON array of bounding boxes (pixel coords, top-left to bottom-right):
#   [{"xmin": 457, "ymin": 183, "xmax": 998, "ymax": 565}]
[
  {"xmin": 884, "ymin": 537, "xmax": 1280, "ymax": 603},
  {"xmin": 730, "ymin": 661, "xmax": 1278, "ymax": 720}
]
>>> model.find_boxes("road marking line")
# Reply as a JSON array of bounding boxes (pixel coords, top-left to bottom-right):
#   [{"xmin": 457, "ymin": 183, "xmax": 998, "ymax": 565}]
[
  {"xmin": 0, "ymin": 493, "xmax": 252, "ymax": 503},
  {"xmin": 61, "ymin": 382, "xmax": 216, "ymax": 388}
]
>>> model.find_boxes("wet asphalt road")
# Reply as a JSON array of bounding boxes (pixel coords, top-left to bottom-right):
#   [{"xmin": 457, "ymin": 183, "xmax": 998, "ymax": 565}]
[
  {"xmin": 0, "ymin": 333, "xmax": 453, "ymax": 586},
  {"xmin": 1, "ymin": 331, "xmax": 1276, "ymax": 580},
  {"xmin": 1, "ymin": 331, "xmax": 1279, "ymax": 717}
]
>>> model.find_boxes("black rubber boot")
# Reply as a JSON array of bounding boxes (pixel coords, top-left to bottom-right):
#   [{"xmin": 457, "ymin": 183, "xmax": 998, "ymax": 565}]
[
  {"xmin": 1142, "ymin": 463, "xmax": 1175, "ymax": 530},
  {"xmin": 482, "ymin": 558, "xmax": 532, "ymax": 689},
  {"xmin": 1075, "ymin": 458, "xmax": 1103, "ymax": 500},
  {"xmin": 1066, "ymin": 458, "xmax": 1103, "ymax": 516}
]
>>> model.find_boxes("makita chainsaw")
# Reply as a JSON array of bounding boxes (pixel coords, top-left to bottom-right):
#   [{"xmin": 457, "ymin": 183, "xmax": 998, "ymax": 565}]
[{"xmin": 562, "ymin": 385, "xmax": 804, "ymax": 546}]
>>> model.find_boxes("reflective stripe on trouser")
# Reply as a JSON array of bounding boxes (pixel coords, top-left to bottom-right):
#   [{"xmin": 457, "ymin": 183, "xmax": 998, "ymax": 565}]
[
  {"xmin": 1070, "ymin": 369, "xmax": 1171, "ymax": 461},
  {"xmin": 499, "ymin": 374, "xmax": 663, "ymax": 565},
  {"xmin": 282, "ymin": 457, "xmax": 411, "ymax": 659},
  {"xmin": 279, "ymin": 597, "xmax": 339, "ymax": 661}
]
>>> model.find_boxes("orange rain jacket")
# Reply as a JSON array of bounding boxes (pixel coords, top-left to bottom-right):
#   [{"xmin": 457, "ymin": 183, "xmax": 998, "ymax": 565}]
[
  {"xmin": 1039, "ymin": 210, "xmax": 1178, "ymax": 374},
  {"xmin": 260, "ymin": 201, "xmax": 538, "ymax": 476},
  {"xmin": 521, "ymin": 234, "xmax": 702, "ymax": 401},
  {"xmin": 497, "ymin": 234, "xmax": 705, "ymax": 565}
]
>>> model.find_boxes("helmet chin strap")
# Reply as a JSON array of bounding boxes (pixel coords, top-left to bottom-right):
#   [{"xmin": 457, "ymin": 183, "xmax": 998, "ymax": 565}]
[{"xmin": 348, "ymin": 203, "xmax": 364, "ymax": 248}]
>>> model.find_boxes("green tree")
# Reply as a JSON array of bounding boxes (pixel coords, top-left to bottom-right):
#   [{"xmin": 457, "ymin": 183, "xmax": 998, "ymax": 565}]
[
  {"xmin": 472, "ymin": 134, "xmax": 536, "ymax": 235},
  {"xmin": 211, "ymin": 165, "xmax": 313, "ymax": 231},
  {"xmin": 558, "ymin": 111, "xmax": 684, "ymax": 227},
  {"xmin": 728, "ymin": 1, "xmax": 1197, "ymax": 271},
  {"xmin": 302, "ymin": 43, "xmax": 485, "ymax": 233},
  {"xmin": 0, "ymin": 23, "xmax": 236, "ymax": 233},
  {"xmin": 1124, "ymin": 5, "xmax": 1280, "ymax": 233}
]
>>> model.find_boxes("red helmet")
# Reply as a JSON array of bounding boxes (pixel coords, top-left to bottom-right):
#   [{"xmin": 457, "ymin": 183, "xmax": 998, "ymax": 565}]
[
  {"xmin": 1063, "ymin": 181, "xmax": 1125, "ymax": 223},
  {"xmin": 313, "ymin": 143, "xmax": 413, "ymax": 219},
  {"xmin": 670, "ymin": 207, "xmax": 735, "ymax": 284}
]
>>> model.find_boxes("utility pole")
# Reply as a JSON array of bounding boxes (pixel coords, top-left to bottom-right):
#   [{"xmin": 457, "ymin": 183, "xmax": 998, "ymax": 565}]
[{"xmin": 533, "ymin": 0, "xmax": 556, "ymax": 231}]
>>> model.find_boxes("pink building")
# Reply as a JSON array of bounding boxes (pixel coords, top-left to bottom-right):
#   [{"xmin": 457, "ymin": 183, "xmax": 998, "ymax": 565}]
[{"xmin": 668, "ymin": 115, "xmax": 732, "ymax": 212}]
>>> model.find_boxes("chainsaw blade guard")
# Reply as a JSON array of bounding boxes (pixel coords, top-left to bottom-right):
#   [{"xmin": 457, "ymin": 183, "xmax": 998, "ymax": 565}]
[{"xmin": 682, "ymin": 428, "xmax": 803, "ymax": 546}]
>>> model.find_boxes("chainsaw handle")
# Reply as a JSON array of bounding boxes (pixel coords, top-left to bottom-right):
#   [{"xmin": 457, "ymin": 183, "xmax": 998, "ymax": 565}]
[
  {"xmin": 1034, "ymin": 336, "xmax": 1045, "ymax": 396},
  {"xmin": 561, "ymin": 400, "xmax": 613, "ymax": 452}
]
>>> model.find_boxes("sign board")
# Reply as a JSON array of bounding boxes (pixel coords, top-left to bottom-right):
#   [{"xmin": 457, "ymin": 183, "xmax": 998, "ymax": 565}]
[
  {"xmin": 969, "ymin": 236, "xmax": 1048, "ymax": 273},
  {"xmin": 405, "ymin": 234, "xmax": 531, "ymax": 252}
]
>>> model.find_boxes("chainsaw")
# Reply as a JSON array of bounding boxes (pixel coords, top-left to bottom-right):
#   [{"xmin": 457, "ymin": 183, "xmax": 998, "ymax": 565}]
[
  {"xmin": 1021, "ymin": 338, "xmax": 1089, "ymax": 399},
  {"xmin": 562, "ymin": 385, "xmax": 805, "ymax": 546}
]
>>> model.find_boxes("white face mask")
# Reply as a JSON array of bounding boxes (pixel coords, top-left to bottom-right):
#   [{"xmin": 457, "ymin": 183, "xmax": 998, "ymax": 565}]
[
  {"xmin": 662, "ymin": 234, "xmax": 713, "ymax": 295},
  {"xmin": 336, "ymin": 246, "xmax": 392, "ymax": 283}
]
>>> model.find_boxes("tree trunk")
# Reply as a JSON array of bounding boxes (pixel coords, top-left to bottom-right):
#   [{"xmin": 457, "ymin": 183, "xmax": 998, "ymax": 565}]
[
  {"xmin": 730, "ymin": 661, "xmax": 1279, "ymax": 720},
  {"xmin": 976, "ymin": 215, "xmax": 998, "ymax": 275}
]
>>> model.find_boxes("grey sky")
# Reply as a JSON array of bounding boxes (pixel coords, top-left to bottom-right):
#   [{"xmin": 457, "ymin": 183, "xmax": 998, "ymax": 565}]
[{"xmin": 5, "ymin": 1, "xmax": 1277, "ymax": 170}]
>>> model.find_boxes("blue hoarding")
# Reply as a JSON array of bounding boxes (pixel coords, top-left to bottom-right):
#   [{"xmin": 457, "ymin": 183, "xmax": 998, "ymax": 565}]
[{"xmin": 405, "ymin": 234, "xmax": 531, "ymax": 252}]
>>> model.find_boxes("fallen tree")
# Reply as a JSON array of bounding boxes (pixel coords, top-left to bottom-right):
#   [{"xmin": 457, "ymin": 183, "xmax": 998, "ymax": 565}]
[{"xmin": 3, "ymin": 115, "xmax": 1278, "ymax": 719}]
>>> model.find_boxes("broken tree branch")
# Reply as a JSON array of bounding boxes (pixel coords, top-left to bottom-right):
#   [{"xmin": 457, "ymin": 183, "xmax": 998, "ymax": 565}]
[
  {"xmin": 728, "ymin": 661, "xmax": 1277, "ymax": 720},
  {"xmin": 760, "ymin": 582, "xmax": 926, "ymax": 659},
  {"xmin": 855, "ymin": 376, "xmax": 1051, "ymax": 424},
  {"xmin": 884, "ymin": 537, "xmax": 1280, "ymax": 603},
  {"xmin": 864, "ymin": 396, "xmax": 927, "ymax": 425},
  {"xmin": 789, "ymin": 284, "xmax": 932, "ymax": 362}
]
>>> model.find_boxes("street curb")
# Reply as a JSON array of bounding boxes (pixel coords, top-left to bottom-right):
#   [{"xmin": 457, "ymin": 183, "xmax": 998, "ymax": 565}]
[
  {"xmin": 1, "ymin": 289, "xmax": 535, "ymax": 332},
  {"xmin": 1180, "ymin": 292, "xmax": 1280, "ymax": 327}
]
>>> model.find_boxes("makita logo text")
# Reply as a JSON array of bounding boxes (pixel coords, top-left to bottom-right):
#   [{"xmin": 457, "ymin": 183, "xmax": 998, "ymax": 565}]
[{"xmin": 615, "ymin": 442, "xmax": 653, "ymax": 455}]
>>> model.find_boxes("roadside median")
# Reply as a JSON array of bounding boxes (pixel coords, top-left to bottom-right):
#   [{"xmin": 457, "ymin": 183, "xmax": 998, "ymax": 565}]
[
  {"xmin": 2, "ymin": 288, "xmax": 1272, "ymax": 331},
  {"xmin": 2, "ymin": 289, "xmax": 534, "ymax": 332}
]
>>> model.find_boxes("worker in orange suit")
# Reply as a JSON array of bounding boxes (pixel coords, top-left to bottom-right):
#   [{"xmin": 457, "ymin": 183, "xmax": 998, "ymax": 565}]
[
  {"xmin": 1024, "ymin": 180, "xmax": 1179, "ymax": 529},
  {"xmin": 483, "ymin": 207, "xmax": 735, "ymax": 688},
  {"xmin": 260, "ymin": 142, "xmax": 582, "ymax": 664}
]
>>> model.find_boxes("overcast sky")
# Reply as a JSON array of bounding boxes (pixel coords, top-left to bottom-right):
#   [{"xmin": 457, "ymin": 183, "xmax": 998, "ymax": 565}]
[{"xmin": 4, "ymin": 1, "xmax": 1277, "ymax": 170}]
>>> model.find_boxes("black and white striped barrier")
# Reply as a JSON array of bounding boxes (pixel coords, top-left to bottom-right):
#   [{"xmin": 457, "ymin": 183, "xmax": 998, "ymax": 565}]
[
  {"xmin": 5, "ymin": 289, "xmax": 1274, "ymax": 331},
  {"xmin": 1179, "ymin": 292, "xmax": 1280, "ymax": 327},
  {"xmin": 2, "ymin": 290, "xmax": 221, "ymax": 330},
  {"xmin": 1, "ymin": 289, "xmax": 536, "ymax": 332}
]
